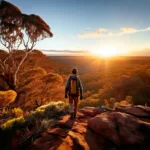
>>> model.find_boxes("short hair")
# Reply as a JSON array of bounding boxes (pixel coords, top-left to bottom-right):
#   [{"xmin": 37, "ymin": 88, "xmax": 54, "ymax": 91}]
[{"xmin": 72, "ymin": 68, "xmax": 78, "ymax": 74}]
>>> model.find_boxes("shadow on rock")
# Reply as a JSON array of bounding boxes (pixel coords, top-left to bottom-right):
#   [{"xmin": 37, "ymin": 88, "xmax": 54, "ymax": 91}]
[{"xmin": 29, "ymin": 115, "xmax": 75, "ymax": 150}]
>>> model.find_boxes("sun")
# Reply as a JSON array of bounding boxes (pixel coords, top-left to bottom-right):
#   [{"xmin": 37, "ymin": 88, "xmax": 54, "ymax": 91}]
[{"xmin": 92, "ymin": 46, "xmax": 119, "ymax": 57}]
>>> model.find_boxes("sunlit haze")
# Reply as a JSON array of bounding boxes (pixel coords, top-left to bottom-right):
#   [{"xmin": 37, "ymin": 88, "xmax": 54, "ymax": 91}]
[{"xmin": 91, "ymin": 46, "xmax": 122, "ymax": 57}]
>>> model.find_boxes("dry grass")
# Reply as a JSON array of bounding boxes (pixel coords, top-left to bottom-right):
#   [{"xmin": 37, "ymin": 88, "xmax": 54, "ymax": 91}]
[{"xmin": 11, "ymin": 107, "xmax": 23, "ymax": 117}]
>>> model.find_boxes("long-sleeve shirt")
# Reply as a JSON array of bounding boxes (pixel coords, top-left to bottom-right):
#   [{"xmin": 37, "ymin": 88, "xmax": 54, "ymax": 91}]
[{"xmin": 65, "ymin": 74, "xmax": 83, "ymax": 95}]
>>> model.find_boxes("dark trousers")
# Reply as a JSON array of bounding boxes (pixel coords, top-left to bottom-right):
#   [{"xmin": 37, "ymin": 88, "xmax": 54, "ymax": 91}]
[{"xmin": 69, "ymin": 96, "xmax": 79, "ymax": 115}]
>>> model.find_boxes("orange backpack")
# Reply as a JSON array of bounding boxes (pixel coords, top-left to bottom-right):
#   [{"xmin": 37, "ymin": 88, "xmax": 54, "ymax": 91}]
[{"xmin": 69, "ymin": 76, "xmax": 78, "ymax": 96}]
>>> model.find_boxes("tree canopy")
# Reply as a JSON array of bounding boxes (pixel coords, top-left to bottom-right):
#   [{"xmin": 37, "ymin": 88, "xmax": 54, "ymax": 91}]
[{"xmin": 0, "ymin": 1, "xmax": 53, "ymax": 51}]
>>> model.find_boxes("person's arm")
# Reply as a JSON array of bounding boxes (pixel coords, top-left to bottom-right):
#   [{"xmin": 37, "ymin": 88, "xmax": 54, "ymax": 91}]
[
  {"xmin": 78, "ymin": 78, "xmax": 83, "ymax": 99},
  {"xmin": 65, "ymin": 78, "xmax": 70, "ymax": 97}
]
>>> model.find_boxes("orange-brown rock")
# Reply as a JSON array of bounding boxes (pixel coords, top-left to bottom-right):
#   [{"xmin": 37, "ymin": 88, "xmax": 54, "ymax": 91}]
[
  {"xmin": 88, "ymin": 111, "xmax": 150, "ymax": 148},
  {"xmin": 29, "ymin": 107, "xmax": 150, "ymax": 150},
  {"xmin": 115, "ymin": 105, "xmax": 150, "ymax": 117}
]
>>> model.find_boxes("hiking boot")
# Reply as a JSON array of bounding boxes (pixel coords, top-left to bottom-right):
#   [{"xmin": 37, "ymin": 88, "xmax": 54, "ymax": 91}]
[
  {"xmin": 70, "ymin": 112, "xmax": 75, "ymax": 119},
  {"xmin": 74, "ymin": 113, "xmax": 77, "ymax": 119}
]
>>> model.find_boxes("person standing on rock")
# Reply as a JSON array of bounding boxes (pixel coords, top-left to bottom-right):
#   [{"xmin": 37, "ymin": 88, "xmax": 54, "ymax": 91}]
[{"xmin": 65, "ymin": 68, "xmax": 83, "ymax": 119}]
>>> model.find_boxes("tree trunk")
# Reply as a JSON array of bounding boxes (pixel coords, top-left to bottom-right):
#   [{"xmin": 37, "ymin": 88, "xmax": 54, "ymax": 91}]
[
  {"xmin": 0, "ymin": 74, "xmax": 16, "ymax": 90},
  {"xmin": 14, "ymin": 51, "xmax": 29, "ymax": 87},
  {"xmin": 0, "ymin": 51, "xmax": 31, "ymax": 90}
]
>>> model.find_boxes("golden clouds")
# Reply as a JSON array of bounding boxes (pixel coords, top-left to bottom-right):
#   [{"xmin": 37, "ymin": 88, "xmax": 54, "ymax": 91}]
[{"xmin": 77, "ymin": 27, "xmax": 150, "ymax": 38}]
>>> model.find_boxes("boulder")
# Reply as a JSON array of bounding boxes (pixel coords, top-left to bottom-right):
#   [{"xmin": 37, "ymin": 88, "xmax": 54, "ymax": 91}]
[
  {"xmin": 78, "ymin": 107, "xmax": 103, "ymax": 117},
  {"xmin": 88, "ymin": 112, "xmax": 150, "ymax": 148}
]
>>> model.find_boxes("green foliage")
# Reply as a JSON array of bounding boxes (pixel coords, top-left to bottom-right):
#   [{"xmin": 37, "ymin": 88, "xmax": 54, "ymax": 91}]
[
  {"xmin": 0, "ymin": 101, "xmax": 69, "ymax": 150},
  {"xmin": 39, "ymin": 119, "xmax": 55, "ymax": 131},
  {"xmin": 1, "ymin": 101, "xmax": 69, "ymax": 132},
  {"xmin": 1, "ymin": 116, "xmax": 25, "ymax": 131},
  {"xmin": 22, "ymin": 14, "xmax": 53, "ymax": 42},
  {"xmin": 1, "ymin": 1, "xmax": 53, "ymax": 50},
  {"xmin": 35, "ymin": 101, "xmax": 69, "ymax": 118},
  {"xmin": 23, "ymin": 101, "xmax": 69, "ymax": 129}
]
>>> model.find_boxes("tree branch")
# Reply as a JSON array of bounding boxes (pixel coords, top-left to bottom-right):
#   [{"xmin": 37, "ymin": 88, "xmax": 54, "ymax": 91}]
[
  {"xmin": 16, "ymin": 37, "xmax": 23, "ymax": 50},
  {"xmin": 0, "ymin": 36, "xmax": 8, "ymax": 49},
  {"xmin": 0, "ymin": 59, "xmax": 5, "ymax": 71},
  {"xmin": 23, "ymin": 37, "xmax": 30, "ymax": 50},
  {"xmin": 30, "ymin": 41, "xmax": 35, "ymax": 51},
  {"xmin": 4, "ymin": 54, "xmax": 11, "ymax": 65},
  {"xmin": 14, "ymin": 51, "xmax": 29, "ymax": 87}
]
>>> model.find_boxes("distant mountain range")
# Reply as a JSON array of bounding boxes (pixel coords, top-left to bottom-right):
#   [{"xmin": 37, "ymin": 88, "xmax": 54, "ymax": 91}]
[
  {"xmin": 41, "ymin": 50, "xmax": 91, "ymax": 56},
  {"xmin": 41, "ymin": 49, "xmax": 150, "ymax": 56}
]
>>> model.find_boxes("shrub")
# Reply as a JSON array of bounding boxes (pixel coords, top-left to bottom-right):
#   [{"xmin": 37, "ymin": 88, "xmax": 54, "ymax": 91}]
[
  {"xmin": 40, "ymin": 119, "xmax": 55, "ymax": 131},
  {"xmin": 125, "ymin": 96, "xmax": 133, "ymax": 104},
  {"xmin": 114, "ymin": 100, "xmax": 131, "ymax": 108},
  {"xmin": 11, "ymin": 108, "xmax": 23, "ymax": 117},
  {"xmin": 35, "ymin": 101, "xmax": 69, "ymax": 118},
  {"xmin": 1, "ymin": 116, "xmax": 25, "ymax": 131},
  {"xmin": 17, "ymin": 73, "xmax": 64, "ymax": 110},
  {"xmin": 24, "ymin": 101, "xmax": 69, "ymax": 126},
  {"xmin": 18, "ymin": 67, "xmax": 47, "ymax": 87},
  {"xmin": 0, "ymin": 90, "xmax": 17, "ymax": 107}
]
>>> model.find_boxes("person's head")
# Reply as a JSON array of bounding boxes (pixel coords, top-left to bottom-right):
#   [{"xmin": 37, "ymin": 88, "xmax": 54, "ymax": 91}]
[{"xmin": 72, "ymin": 68, "xmax": 78, "ymax": 74}]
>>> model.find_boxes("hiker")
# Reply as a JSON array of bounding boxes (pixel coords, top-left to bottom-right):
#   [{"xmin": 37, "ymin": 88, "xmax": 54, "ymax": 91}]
[{"xmin": 65, "ymin": 68, "xmax": 83, "ymax": 119}]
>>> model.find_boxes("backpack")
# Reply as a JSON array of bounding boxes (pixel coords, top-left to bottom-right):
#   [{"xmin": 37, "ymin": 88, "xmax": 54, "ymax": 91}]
[{"xmin": 69, "ymin": 76, "xmax": 78, "ymax": 96}]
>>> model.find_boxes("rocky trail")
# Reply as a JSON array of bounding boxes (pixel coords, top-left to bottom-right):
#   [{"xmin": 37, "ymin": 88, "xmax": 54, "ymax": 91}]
[{"xmin": 29, "ymin": 106, "xmax": 150, "ymax": 150}]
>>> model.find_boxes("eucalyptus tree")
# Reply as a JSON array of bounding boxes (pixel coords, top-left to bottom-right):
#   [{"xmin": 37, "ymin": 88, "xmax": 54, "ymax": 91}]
[{"xmin": 0, "ymin": 1, "xmax": 53, "ymax": 90}]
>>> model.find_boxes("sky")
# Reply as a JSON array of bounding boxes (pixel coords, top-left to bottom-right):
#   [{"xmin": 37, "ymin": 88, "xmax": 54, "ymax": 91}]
[{"xmin": 2, "ymin": 0, "xmax": 150, "ymax": 56}]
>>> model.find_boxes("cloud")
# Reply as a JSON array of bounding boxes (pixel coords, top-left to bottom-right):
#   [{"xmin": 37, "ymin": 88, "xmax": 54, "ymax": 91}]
[
  {"xmin": 78, "ymin": 32, "xmax": 102, "ymax": 38},
  {"xmin": 77, "ymin": 28, "xmax": 107, "ymax": 38},
  {"xmin": 118, "ymin": 27, "xmax": 150, "ymax": 35},
  {"xmin": 121, "ymin": 28, "xmax": 138, "ymax": 33},
  {"xmin": 145, "ymin": 27, "xmax": 150, "ymax": 31},
  {"xmin": 108, "ymin": 32, "xmax": 114, "ymax": 36},
  {"xmin": 77, "ymin": 27, "xmax": 150, "ymax": 38}
]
